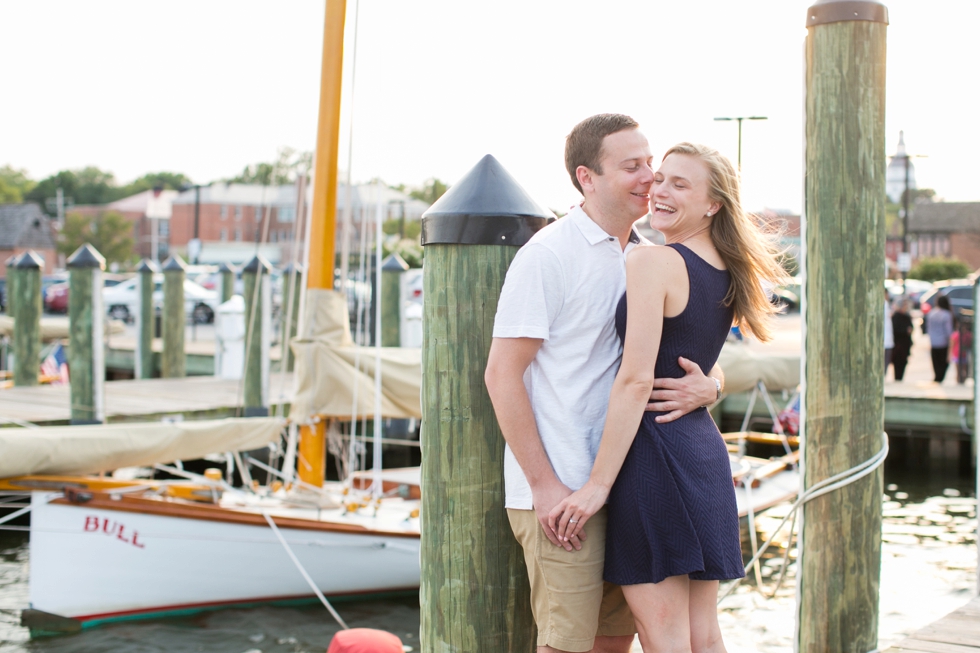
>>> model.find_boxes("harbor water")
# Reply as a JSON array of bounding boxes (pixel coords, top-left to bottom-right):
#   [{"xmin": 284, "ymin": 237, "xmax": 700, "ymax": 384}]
[{"xmin": 0, "ymin": 465, "xmax": 975, "ymax": 652}]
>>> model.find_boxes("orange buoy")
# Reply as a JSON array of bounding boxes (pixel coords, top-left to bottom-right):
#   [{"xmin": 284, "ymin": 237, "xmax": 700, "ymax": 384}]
[{"xmin": 326, "ymin": 628, "xmax": 403, "ymax": 653}]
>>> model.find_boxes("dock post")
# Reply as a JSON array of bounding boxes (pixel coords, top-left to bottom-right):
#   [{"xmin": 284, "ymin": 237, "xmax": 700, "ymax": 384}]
[
  {"xmin": 242, "ymin": 255, "xmax": 271, "ymax": 417},
  {"xmin": 12, "ymin": 251, "xmax": 42, "ymax": 387},
  {"xmin": 419, "ymin": 155, "xmax": 553, "ymax": 652},
  {"xmin": 219, "ymin": 262, "xmax": 236, "ymax": 304},
  {"xmin": 136, "ymin": 259, "xmax": 158, "ymax": 379},
  {"xmin": 67, "ymin": 244, "xmax": 106, "ymax": 424},
  {"xmin": 381, "ymin": 253, "xmax": 408, "ymax": 347},
  {"xmin": 4, "ymin": 253, "xmax": 21, "ymax": 318},
  {"xmin": 281, "ymin": 262, "xmax": 303, "ymax": 372},
  {"xmin": 799, "ymin": 2, "xmax": 888, "ymax": 651},
  {"xmin": 161, "ymin": 255, "xmax": 187, "ymax": 378}
]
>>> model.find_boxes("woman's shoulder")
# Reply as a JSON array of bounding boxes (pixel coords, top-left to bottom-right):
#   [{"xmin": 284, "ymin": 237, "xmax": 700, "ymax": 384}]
[{"xmin": 626, "ymin": 243, "xmax": 685, "ymax": 268}]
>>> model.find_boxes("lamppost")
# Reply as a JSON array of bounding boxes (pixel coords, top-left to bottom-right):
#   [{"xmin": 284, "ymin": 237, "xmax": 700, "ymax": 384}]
[
  {"xmin": 714, "ymin": 116, "xmax": 768, "ymax": 169},
  {"xmin": 889, "ymin": 138, "xmax": 926, "ymax": 293}
]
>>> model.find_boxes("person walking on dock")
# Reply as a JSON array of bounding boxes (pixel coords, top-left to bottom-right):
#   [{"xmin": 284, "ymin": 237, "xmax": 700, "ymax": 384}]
[
  {"xmin": 926, "ymin": 295, "xmax": 954, "ymax": 383},
  {"xmin": 891, "ymin": 299, "xmax": 914, "ymax": 381},
  {"xmin": 549, "ymin": 143, "xmax": 784, "ymax": 653},
  {"xmin": 485, "ymin": 114, "xmax": 721, "ymax": 653}
]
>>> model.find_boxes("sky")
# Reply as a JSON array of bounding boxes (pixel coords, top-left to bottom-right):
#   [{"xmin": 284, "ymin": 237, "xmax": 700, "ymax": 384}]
[{"xmin": 2, "ymin": 0, "xmax": 977, "ymax": 215}]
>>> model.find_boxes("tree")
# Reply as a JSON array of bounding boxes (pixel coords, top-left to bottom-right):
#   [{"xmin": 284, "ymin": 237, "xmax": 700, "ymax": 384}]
[
  {"xmin": 26, "ymin": 167, "xmax": 120, "ymax": 213},
  {"xmin": 225, "ymin": 147, "xmax": 312, "ymax": 185},
  {"xmin": 0, "ymin": 165, "xmax": 35, "ymax": 204},
  {"xmin": 59, "ymin": 211, "xmax": 134, "ymax": 265},
  {"xmin": 409, "ymin": 178, "xmax": 448, "ymax": 205},
  {"xmin": 908, "ymin": 256, "xmax": 970, "ymax": 283},
  {"xmin": 115, "ymin": 172, "xmax": 192, "ymax": 198}
]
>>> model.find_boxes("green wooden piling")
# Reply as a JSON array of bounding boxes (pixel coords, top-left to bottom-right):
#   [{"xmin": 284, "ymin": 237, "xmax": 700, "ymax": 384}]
[
  {"xmin": 381, "ymin": 254, "xmax": 409, "ymax": 347},
  {"xmin": 219, "ymin": 262, "xmax": 235, "ymax": 304},
  {"xmin": 799, "ymin": 2, "xmax": 888, "ymax": 651},
  {"xmin": 420, "ymin": 155, "xmax": 553, "ymax": 653},
  {"xmin": 242, "ymin": 255, "xmax": 271, "ymax": 417},
  {"xmin": 4, "ymin": 253, "xmax": 21, "ymax": 317},
  {"xmin": 280, "ymin": 262, "xmax": 303, "ymax": 372},
  {"xmin": 136, "ymin": 259, "xmax": 158, "ymax": 379},
  {"xmin": 13, "ymin": 251, "xmax": 43, "ymax": 387},
  {"xmin": 161, "ymin": 255, "xmax": 187, "ymax": 378},
  {"xmin": 67, "ymin": 244, "xmax": 106, "ymax": 424}
]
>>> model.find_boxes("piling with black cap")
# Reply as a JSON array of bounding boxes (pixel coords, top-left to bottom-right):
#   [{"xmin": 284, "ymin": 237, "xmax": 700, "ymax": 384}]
[
  {"xmin": 4, "ymin": 253, "xmax": 22, "ymax": 318},
  {"xmin": 380, "ymin": 253, "xmax": 409, "ymax": 347},
  {"xmin": 136, "ymin": 259, "xmax": 158, "ymax": 379},
  {"xmin": 798, "ymin": 2, "xmax": 888, "ymax": 651},
  {"xmin": 12, "ymin": 251, "xmax": 43, "ymax": 387},
  {"xmin": 420, "ymin": 154, "xmax": 553, "ymax": 652},
  {"xmin": 67, "ymin": 244, "xmax": 106, "ymax": 424},
  {"xmin": 218, "ymin": 261, "xmax": 236, "ymax": 304},
  {"xmin": 162, "ymin": 255, "xmax": 187, "ymax": 378},
  {"xmin": 281, "ymin": 262, "xmax": 303, "ymax": 372},
  {"xmin": 242, "ymin": 255, "xmax": 271, "ymax": 417}
]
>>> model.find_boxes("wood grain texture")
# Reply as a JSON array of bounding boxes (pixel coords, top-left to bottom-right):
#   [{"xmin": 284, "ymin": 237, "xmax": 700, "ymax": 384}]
[
  {"xmin": 800, "ymin": 19, "xmax": 887, "ymax": 653},
  {"xmin": 243, "ymin": 270, "xmax": 263, "ymax": 412},
  {"xmin": 162, "ymin": 269, "xmax": 186, "ymax": 378},
  {"xmin": 381, "ymin": 268, "xmax": 401, "ymax": 347},
  {"xmin": 13, "ymin": 267, "xmax": 41, "ymax": 387},
  {"xmin": 137, "ymin": 269, "xmax": 154, "ymax": 379},
  {"xmin": 882, "ymin": 597, "xmax": 980, "ymax": 652},
  {"xmin": 68, "ymin": 267, "xmax": 95, "ymax": 421},
  {"xmin": 420, "ymin": 244, "xmax": 534, "ymax": 653},
  {"xmin": 282, "ymin": 272, "xmax": 302, "ymax": 372}
]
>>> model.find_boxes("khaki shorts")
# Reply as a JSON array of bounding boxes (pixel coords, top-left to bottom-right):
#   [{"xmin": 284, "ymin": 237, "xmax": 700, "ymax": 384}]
[{"xmin": 508, "ymin": 507, "xmax": 635, "ymax": 652}]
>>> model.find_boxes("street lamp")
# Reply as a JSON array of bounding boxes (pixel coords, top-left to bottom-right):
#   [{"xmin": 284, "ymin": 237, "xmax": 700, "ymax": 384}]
[
  {"xmin": 889, "ymin": 138, "xmax": 926, "ymax": 293},
  {"xmin": 714, "ymin": 116, "xmax": 768, "ymax": 170}
]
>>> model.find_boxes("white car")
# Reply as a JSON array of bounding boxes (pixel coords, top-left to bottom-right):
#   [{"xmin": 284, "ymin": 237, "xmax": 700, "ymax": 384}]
[{"xmin": 102, "ymin": 275, "xmax": 219, "ymax": 324}]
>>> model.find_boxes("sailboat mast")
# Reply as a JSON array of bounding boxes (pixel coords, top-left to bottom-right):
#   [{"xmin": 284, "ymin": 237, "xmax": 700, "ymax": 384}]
[{"xmin": 307, "ymin": 0, "xmax": 347, "ymax": 291}]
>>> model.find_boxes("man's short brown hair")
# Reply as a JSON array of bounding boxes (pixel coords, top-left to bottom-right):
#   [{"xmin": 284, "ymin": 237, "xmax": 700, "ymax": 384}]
[{"xmin": 564, "ymin": 114, "xmax": 640, "ymax": 195}]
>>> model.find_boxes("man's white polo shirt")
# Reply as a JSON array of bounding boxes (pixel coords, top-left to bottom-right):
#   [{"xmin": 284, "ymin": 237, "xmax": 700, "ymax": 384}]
[{"xmin": 492, "ymin": 205, "xmax": 640, "ymax": 510}]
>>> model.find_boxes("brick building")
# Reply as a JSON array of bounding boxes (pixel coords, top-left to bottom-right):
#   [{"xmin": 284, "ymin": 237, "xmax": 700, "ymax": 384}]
[
  {"xmin": 908, "ymin": 202, "xmax": 980, "ymax": 270},
  {"xmin": 0, "ymin": 203, "xmax": 58, "ymax": 278},
  {"xmin": 70, "ymin": 189, "xmax": 178, "ymax": 261}
]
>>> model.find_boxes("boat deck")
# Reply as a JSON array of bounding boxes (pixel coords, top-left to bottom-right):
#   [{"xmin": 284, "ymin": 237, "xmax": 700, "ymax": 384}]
[
  {"xmin": 883, "ymin": 595, "xmax": 980, "ymax": 652},
  {"xmin": 0, "ymin": 374, "xmax": 295, "ymax": 426}
]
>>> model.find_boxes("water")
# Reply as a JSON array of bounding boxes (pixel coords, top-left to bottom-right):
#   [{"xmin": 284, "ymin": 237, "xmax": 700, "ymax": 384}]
[{"xmin": 1, "ymin": 467, "xmax": 975, "ymax": 652}]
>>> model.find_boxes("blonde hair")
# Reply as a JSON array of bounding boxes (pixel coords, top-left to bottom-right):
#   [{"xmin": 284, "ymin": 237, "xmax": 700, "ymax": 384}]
[{"xmin": 662, "ymin": 142, "xmax": 786, "ymax": 342}]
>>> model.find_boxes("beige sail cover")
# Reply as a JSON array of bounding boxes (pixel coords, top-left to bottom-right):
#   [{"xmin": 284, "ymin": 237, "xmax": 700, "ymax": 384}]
[
  {"xmin": 716, "ymin": 343, "xmax": 800, "ymax": 395},
  {"xmin": 0, "ymin": 417, "xmax": 285, "ymax": 478},
  {"xmin": 290, "ymin": 289, "xmax": 422, "ymax": 420}
]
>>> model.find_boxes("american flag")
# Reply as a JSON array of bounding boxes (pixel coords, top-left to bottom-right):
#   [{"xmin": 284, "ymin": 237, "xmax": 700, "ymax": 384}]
[{"xmin": 40, "ymin": 344, "xmax": 69, "ymax": 385}]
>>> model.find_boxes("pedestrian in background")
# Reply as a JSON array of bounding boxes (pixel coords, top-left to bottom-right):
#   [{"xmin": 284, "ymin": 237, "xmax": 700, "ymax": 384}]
[
  {"xmin": 884, "ymin": 291, "xmax": 894, "ymax": 376},
  {"xmin": 891, "ymin": 299, "xmax": 914, "ymax": 381},
  {"xmin": 926, "ymin": 295, "xmax": 954, "ymax": 383}
]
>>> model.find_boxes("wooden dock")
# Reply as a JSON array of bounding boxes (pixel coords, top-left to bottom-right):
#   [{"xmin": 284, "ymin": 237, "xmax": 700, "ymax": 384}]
[
  {"xmin": 0, "ymin": 374, "xmax": 295, "ymax": 426},
  {"xmin": 884, "ymin": 596, "xmax": 980, "ymax": 652}
]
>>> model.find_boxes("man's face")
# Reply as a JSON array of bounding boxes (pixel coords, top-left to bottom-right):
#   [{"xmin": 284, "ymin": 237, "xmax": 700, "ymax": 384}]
[{"xmin": 588, "ymin": 129, "xmax": 654, "ymax": 222}]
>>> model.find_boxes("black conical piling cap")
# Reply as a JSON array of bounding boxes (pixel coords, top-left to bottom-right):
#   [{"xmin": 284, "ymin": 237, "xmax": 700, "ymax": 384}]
[
  {"xmin": 137, "ymin": 259, "xmax": 160, "ymax": 274},
  {"xmin": 218, "ymin": 262, "xmax": 236, "ymax": 274},
  {"xmin": 382, "ymin": 253, "xmax": 410, "ymax": 272},
  {"xmin": 806, "ymin": 0, "xmax": 888, "ymax": 26},
  {"xmin": 67, "ymin": 244, "xmax": 106, "ymax": 270},
  {"xmin": 162, "ymin": 255, "xmax": 187, "ymax": 272},
  {"xmin": 421, "ymin": 154, "xmax": 555, "ymax": 247},
  {"xmin": 242, "ymin": 254, "xmax": 272, "ymax": 274},
  {"xmin": 5, "ymin": 252, "xmax": 23, "ymax": 269},
  {"xmin": 15, "ymin": 251, "xmax": 44, "ymax": 269},
  {"xmin": 282, "ymin": 261, "xmax": 303, "ymax": 274}
]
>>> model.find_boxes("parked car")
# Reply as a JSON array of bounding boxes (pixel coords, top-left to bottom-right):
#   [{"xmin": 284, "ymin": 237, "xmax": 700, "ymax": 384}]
[
  {"xmin": 44, "ymin": 274, "xmax": 132, "ymax": 313},
  {"xmin": 886, "ymin": 278, "xmax": 933, "ymax": 308},
  {"xmin": 919, "ymin": 280, "xmax": 974, "ymax": 322},
  {"xmin": 0, "ymin": 278, "xmax": 6, "ymax": 313},
  {"xmin": 102, "ymin": 275, "xmax": 219, "ymax": 324}
]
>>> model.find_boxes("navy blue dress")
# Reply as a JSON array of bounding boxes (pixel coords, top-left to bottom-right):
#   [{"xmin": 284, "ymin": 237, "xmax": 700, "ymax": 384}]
[{"xmin": 604, "ymin": 243, "xmax": 745, "ymax": 585}]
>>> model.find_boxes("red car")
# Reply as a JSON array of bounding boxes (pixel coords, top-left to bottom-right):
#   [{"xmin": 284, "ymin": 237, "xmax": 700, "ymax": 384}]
[{"xmin": 44, "ymin": 282, "xmax": 70, "ymax": 313}]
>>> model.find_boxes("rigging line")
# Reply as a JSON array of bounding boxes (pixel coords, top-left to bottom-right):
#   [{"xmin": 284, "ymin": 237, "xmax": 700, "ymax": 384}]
[
  {"xmin": 372, "ymin": 187, "xmax": 384, "ymax": 498},
  {"xmin": 339, "ymin": 0, "xmax": 361, "ymax": 287},
  {"xmin": 263, "ymin": 511, "xmax": 349, "ymax": 630},
  {"xmin": 277, "ymin": 175, "xmax": 309, "ymax": 417},
  {"xmin": 346, "ymin": 203, "xmax": 371, "ymax": 483}
]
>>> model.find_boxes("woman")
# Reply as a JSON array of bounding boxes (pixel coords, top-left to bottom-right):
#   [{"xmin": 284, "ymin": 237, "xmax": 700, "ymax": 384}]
[
  {"xmin": 891, "ymin": 299, "xmax": 914, "ymax": 381},
  {"xmin": 549, "ymin": 143, "xmax": 783, "ymax": 652},
  {"xmin": 926, "ymin": 295, "xmax": 954, "ymax": 382}
]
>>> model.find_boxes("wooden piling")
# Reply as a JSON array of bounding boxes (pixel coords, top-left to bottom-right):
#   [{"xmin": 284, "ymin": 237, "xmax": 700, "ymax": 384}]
[
  {"xmin": 799, "ymin": 2, "xmax": 888, "ymax": 651},
  {"xmin": 381, "ymin": 253, "xmax": 408, "ymax": 347},
  {"xmin": 161, "ymin": 255, "xmax": 187, "ymax": 378},
  {"xmin": 219, "ymin": 262, "xmax": 235, "ymax": 304},
  {"xmin": 242, "ymin": 255, "xmax": 271, "ymax": 417},
  {"xmin": 419, "ymin": 155, "xmax": 553, "ymax": 653},
  {"xmin": 13, "ymin": 251, "xmax": 43, "ymax": 387},
  {"xmin": 67, "ymin": 244, "xmax": 106, "ymax": 424},
  {"xmin": 136, "ymin": 259, "xmax": 158, "ymax": 379},
  {"xmin": 4, "ymin": 253, "xmax": 21, "ymax": 317},
  {"xmin": 281, "ymin": 262, "xmax": 303, "ymax": 372}
]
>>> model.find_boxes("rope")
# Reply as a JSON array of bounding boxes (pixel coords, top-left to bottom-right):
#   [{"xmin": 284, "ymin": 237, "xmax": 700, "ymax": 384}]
[
  {"xmin": 718, "ymin": 431, "xmax": 889, "ymax": 603},
  {"xmin": 263, "ymin": 512, "xmax": 349, "ymax": 630}
]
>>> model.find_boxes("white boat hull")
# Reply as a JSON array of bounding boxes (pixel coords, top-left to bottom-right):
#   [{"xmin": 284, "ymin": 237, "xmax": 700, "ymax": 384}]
[{"xmin": 28, "ymin": 493, "xmax": 420, "ymax": 624}]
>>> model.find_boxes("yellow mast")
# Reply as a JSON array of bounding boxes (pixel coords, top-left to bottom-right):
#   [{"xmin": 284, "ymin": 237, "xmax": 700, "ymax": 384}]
[{"xmin": 299, "ymin": 0, "xmax": 347, "ymax": 488}]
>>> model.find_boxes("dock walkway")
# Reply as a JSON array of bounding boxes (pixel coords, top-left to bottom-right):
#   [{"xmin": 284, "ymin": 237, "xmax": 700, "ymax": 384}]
[{"xmin": 884, "ymin": 596, "xmax": 980, "ymax": 652}]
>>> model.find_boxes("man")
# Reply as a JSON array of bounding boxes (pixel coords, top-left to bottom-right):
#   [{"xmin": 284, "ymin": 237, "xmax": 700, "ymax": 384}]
[{"xmin": 485, "ymin": 114, "xmax": 722, "ymax": 653}]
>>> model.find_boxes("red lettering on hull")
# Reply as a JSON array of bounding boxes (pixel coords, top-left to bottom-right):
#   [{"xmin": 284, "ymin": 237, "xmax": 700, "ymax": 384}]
[{"xmin": 82, "ymin": 515, "xmax": 146, "ymax": 549}]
